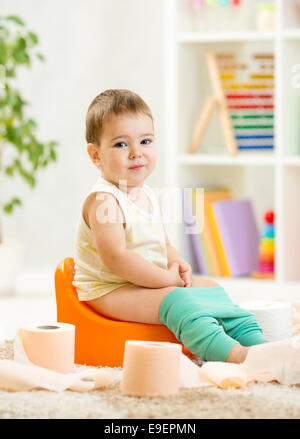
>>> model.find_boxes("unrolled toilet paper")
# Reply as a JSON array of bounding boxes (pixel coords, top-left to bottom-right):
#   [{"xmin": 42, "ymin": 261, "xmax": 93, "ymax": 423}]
[{"xmin": 0, "ymin": 321, "xmax": 113, "ymax": 392}]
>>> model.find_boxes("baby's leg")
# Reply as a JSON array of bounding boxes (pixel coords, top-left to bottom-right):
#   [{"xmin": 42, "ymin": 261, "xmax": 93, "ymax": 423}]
[
  {"xmin": 159, "ymin": 285, "xmax": 267, "ymax": 363},
  {"xmin": 88, "ymin": 277, "xmax": 221, "ymax": 324},
  {"xmin": 87, "ymin": 284, "xmax": 177, "ymax": 324},
  {"xmin": 191, "ymin": 277, "xmax": 221, "ymax": 288},
  {"xmin": 88, "ymin": 282, "xmax": 254, "ymax": 363},
  {"xmin": 191, "ymin": 279, "xmax": 300, "ymax": 383},
  {"xmin": 89, "ymin": 281, "xmax": 259, "ymax": 364},
  {"xmin": 192, "ymin": 277, "xmax": 265, "ymax": 363},
  {"xmin": 90, "ymin": 283, "xmax": 252, "ymax": 363}
]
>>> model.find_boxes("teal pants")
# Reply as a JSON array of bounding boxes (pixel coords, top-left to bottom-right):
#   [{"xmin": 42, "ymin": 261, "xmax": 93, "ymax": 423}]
[{"xmin": 159, "ymin": 286, "xmax": 267, "ymax": 362}]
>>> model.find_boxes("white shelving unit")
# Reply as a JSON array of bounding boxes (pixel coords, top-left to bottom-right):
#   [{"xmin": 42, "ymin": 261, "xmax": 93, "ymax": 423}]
[{"xmin": 163, "ymin": 0, "xmax": 300, "ymax": 301}]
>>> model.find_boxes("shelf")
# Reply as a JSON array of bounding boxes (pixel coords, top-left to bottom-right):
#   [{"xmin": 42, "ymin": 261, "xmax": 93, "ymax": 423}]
[
  {"xmin": 178, "ymin": 152, "xmax": 276, "ymax": 166},
  {"xmin": 282, "ymin": 29, "xmax": 300, "ymax": 40},
  {"xmin": 283, "ymin": 156, "xmax": 300, "ymax": 166},
  {"xmin": 177, "ymin": 31, "xmax": 276, "ymax": 43},
  {"xmin": 164, "ymin": 0, "xmax": 300, "ymax": 291},
  {"xmin": 177, "ymin": 29, "xmax": 300, "ymax": 43},
  {"xmin": 179, "ymin": 154, "xmax": 300, "ymax": 167}
]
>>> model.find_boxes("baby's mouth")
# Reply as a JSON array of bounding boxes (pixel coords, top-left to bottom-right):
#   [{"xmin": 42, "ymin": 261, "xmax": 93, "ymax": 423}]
[{"xmin": 129, "ymin": 164, "xmax": 145, "ymax": 170}]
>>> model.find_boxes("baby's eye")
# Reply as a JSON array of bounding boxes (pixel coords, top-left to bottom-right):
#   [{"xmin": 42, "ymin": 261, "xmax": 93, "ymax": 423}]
[
  {"xmin": 114, "ymin": 142, "xmax": 126, "ymax": 148},
  {"xmin": 141, "ymin": 138, "xmax": 152, "ymax": 145}
]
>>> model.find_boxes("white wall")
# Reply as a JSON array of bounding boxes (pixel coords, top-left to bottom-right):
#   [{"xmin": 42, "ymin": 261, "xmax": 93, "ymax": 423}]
[{"xmin": 1, "ymin": 0, "xmax": 165, "ymax": 283}]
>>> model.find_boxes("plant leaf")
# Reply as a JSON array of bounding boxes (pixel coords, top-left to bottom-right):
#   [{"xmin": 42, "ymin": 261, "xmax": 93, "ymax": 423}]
[
  {"xmin": 28, "ymin": 31, "xmax": 38, "ymax": 45},
  {"xmin": 36, "ymin": 52, "xmax": 45, "ymax": 61},
  {"xmin": 3, "ymin": 197, "xmax": 22, "ymax": 214},
  {"xmin": 50, "ymin": 148, "xmax": 57, "ymax": 161},
  {"xmin": 6, "ymin": 15, "xmax": 25, "ymax": 26}
]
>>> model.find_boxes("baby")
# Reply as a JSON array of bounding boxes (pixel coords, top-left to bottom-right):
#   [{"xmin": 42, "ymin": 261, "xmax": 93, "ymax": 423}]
[{"xmin": 73, "ymin": 89, "xmax": 300, "ymax": 384}]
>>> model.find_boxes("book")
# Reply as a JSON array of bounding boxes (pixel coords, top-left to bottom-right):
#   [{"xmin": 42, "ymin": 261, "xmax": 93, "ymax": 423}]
[
  {"xmin": 192, "ymin": 188, "xmax": 212, "ymax": 274},
  {"xmin": 211, "ymin": 199, "xmax": 260, "ymax": 277},
  {"xmin": 207, "ymin": 203, "xmax": 231, "ymax": 277},
  {"xmin": 182, "ymin": 188, "xmax": 208, "ymax": 274},
  {"xmin": 201, "ymin": 187, "xmax": 232, "ymax": 276}
]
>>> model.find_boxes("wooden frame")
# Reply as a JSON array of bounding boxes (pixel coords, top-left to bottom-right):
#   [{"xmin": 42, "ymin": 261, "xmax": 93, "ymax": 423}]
[{"xmin": 188, "ymin": 50, "xmax": 238, "ymax": 156}]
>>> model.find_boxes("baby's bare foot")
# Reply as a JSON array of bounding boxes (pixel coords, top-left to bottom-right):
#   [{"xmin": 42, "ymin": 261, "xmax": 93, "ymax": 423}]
[{"xmin": 226, "ymin": 343, "xmax": 249, "ymax": 364}]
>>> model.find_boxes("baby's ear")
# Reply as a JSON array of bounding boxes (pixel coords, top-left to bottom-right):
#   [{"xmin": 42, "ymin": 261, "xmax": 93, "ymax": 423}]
[{"xmin": 87, "ymin": 143, "xmax": 101, "ymax": 168}]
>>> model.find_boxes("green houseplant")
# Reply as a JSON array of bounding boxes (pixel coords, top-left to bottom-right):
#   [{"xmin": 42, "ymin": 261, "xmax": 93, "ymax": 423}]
[{"xmin": 0, "ymin": 15, "xmax": 58, "ymax": 294}]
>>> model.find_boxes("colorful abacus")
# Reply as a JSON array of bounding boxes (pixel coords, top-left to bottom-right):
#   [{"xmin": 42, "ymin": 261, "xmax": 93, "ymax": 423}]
[
  {"xmin": 251, "ymin": 210, "xmax": 275, "ymax": 279},
  {"xmin": 218, "ymin": 52, "xmax": 275, "ymax": 151},
  {"xmin": 188, "ymin": 50, "xmax": 275, "ymax": 156}
]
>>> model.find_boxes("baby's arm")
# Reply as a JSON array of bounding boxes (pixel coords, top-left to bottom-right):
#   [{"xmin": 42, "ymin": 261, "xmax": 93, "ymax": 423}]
[
  {"xmin": 88, "ymin": 193, "xmax": 184, "ymax": 289},
  {"xmin": 163, "ymin": 227, "xmax": 193, "ymax": 287}
]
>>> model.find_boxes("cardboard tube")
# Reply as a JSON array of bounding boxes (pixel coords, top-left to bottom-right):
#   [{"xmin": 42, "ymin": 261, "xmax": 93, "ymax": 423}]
[
  {"xmin": 121, "ymin": 341, "xmax": 182, "ymax": 397},
  {"xmin": 15, "ymin": 322, "xmax": 75, "ymax": 374}
]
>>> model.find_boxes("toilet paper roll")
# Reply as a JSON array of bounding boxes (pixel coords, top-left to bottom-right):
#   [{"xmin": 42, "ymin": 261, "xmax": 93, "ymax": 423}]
[
  {"xmin": 239, "ymin": 301, "xmax": 293, "ymax": 342},
  {"xmin": 14, "ymin": 322, "xmax": 75, "ymax": 374},
  {"xmin": 121, "ymin": 341, "xmax": 182, "ymax": 397}
]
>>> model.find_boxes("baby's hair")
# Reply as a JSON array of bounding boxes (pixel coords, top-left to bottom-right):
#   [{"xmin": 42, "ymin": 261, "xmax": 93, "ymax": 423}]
[{"xmin": 86, "ymin": 89, "xmax": 153, "ymax": 145}]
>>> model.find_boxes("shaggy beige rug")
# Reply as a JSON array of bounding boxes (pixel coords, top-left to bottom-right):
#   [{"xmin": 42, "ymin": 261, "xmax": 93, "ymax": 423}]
[{"xmin": 1, "ymin": 340, "xmax": 300, "ymax": 419}]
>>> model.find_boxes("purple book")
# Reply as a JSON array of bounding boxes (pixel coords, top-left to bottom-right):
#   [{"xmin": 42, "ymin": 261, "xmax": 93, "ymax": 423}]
[
  {"xmin": 212, "ymin": 199, "xmax": 260, "ymax": 277},
  {"xmin": 182, "ymin": 188, "xmax": 208, "ymax": 274}
]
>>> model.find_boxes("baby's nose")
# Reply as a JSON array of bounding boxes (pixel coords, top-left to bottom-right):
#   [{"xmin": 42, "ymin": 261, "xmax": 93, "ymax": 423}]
[{"xmin": 129, "ymin": 147, "xmax": 142, "ymax": 158}]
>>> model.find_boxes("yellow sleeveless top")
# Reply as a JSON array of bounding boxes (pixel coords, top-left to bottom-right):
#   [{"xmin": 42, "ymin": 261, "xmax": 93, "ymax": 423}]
[{"xmin": 72, "ymin": 175, "xmax": 168, "ymax": 301}]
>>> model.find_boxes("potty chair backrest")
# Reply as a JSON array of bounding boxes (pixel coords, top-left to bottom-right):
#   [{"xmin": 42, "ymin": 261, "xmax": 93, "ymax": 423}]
[{"xmin": 54, "ymin": 257, "xmax": 92, "ymax": 323}]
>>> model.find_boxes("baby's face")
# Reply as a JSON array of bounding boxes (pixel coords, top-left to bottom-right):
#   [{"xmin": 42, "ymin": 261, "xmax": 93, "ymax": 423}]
[{"xmin": 97, "ymin": 113, "xmax": 157, "ymax": 188}]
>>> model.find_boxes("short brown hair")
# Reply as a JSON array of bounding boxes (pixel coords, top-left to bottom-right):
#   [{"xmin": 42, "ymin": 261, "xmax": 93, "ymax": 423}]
[{"xmin": 85, "ymin": 89, "xmax": 153, "ymax": 145}]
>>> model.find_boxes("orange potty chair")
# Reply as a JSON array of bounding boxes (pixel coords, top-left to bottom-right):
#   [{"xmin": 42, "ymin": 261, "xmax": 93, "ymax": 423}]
[{"xmin": 55, "ymin": 257, "xmax": 193, "ymax": 367}]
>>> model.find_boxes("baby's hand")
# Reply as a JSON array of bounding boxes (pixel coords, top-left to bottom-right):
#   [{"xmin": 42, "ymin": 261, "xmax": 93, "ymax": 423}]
[
  {"xmin": 178, "ymin": 261, "xmax": 193, "ymax": 288},
  {"xmin": 168, "ymin": 262, "xmax": 185, "ymax": 287}
]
